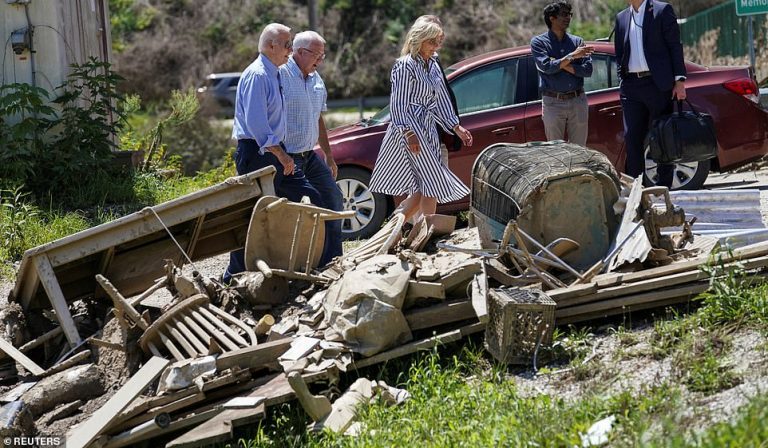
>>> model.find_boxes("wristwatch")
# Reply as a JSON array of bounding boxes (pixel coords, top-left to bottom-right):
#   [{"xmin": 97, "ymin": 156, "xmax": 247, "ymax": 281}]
[{"xmin": 566, "ymin": 55, "xmax": 574, "ymax": 63}]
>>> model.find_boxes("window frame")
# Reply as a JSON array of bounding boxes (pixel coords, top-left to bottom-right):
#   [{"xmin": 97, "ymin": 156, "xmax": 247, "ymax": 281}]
[{"xmin": 447, "ymin": 56, "xmax": 528, "ymax": 118}]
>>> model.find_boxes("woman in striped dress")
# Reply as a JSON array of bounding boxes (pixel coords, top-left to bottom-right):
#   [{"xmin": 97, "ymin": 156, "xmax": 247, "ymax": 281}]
[{"xmin": 369, "ymin": 18, "xmax": 473, "ymax": 223}]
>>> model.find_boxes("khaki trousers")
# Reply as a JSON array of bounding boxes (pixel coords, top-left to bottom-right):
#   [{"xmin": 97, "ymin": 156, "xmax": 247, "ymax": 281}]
[{"xmin": 542, "ymin": 94, "xmax": 589, "ymax": 147}]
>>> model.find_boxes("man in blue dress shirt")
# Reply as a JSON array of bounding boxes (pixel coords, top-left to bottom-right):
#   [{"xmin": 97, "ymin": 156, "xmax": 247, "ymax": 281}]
[
  {"xmin": 223, "ymin": 23, "xmax": 324, "ymax": 284},
  {"xmin": 531, "ymin": 1, "xmax": 593, "ymax": 146},
  {"xmin": 280, "ymin": 31, "xmax": 344, "ymax": 266}
]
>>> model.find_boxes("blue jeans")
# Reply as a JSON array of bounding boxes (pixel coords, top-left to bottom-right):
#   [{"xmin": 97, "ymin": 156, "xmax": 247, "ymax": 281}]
[{"xmin": 223, "ymin": 140, "xmax": 343, "ymax": 283}]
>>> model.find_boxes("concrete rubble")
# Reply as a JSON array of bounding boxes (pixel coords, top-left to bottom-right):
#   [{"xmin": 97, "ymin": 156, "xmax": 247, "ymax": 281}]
[{"xmin": 0, "ymin": 147, "xmax": 767, "ymax": 446}]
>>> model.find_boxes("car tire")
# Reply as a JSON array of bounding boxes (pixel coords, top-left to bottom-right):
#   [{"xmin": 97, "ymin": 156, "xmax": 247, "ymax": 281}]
[
  {"xmin": 336, "ymin": 167, "xmax": 390, "ymax": 240},
  {"xmin": 643, "ymin": 148, "xmax": 710, "ymax": 190}
]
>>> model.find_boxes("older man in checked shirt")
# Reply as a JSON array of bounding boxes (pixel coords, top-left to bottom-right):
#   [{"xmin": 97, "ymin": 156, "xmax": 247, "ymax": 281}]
[
  {"xmin": 223, "ymin": 24, "xmax": 328, "ymax": 284},
  {"xmin": 279, "ymin": 30, "xmax": 344, "ymax": 266}
]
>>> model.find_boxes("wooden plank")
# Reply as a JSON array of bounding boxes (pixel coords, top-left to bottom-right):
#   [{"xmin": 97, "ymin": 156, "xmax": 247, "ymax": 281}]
[
  {"xmin": 104, "ymin": 407, "xmax": 224, "ymax": 448},
  {"xmin": 353, "ymin": 322, "xmax": 485, "ymax": 369},
  {"xmin": 557, "ymin": 296, "xmax": 696, "ymax": 325},
  {"xmin": 215, "ymin": 338, "xmax": 293, "ymax": 371},
  {"xmin": 557, "ymin": 254, "xmax": 768, "ymax": 309},
  {"xmin": 405, "ymin": 281, "xmax": 445, "ymax": 300},
  {"xmin": 547, "ymin": 282, "xmax": 598, "ymax": 302},
  {"xmin": 109, "ymin": 393, "xmax": 206, "ymax": 434},
  {"xmin": 185, "ymin": 216, "xmax": 206, "ymax": 260},
  {"xmin": 66, "ymin": 356, "xmax": 170, "ymax": 448},
  {"xmin": 115, "ymin": 369, "xmax": 251, "ymax": 425},
  {"xmin": 555, "ymin": 282, "xmax": 709, "ymax": 319},
  {"xmin": 163, "ymin": 371, "xmax": 329, "ymax": 448},
  {"xmin": 33, "ymin": 255, "xmax": 82, "ymax": 347},
  {"xmin": 440, "ymin": 260, "xmax": 483, "ymax": 291},
  {"xmin": 96, "ymin": 275, "xmax": 149, "ymax": 330},
  {"xmin": 594, "ymin": 241, "xmax": 768, "ymax": 288},
  {"xmin": 165, "ymin": 404, "xmax": 266, "ymax": 448},
  {"xmin": 41, "ymin": 350, "xmax": 90, "ymax": 377},
  {"xmin": 18, "ymin": 326, "xmax": 63, "ymax": 353},
  {"xmin": 405, "ymin": 299, "xmax": 474, "ymax": 331},
  {"xmin": 470, "ymin": 265, "xmax": 489, "ymax": 323}
]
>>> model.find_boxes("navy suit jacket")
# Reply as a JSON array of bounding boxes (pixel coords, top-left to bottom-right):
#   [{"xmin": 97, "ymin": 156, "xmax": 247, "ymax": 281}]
[{"xmin": 614, "ymin": 0, "xmax": 686, "ymax": 92}]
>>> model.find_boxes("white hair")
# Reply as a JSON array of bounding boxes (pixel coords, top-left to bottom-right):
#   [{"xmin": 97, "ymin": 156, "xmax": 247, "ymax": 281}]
[
  {"xmin": 258, "ymin": 23, "xmax": 291, "ymax": 52},
  {"xmin": 293, "ymin": 31, "xmax": 326, "ymax": 50}
]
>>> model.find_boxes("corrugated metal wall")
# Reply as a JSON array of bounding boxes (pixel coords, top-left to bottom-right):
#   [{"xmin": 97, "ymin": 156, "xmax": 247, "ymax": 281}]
[
  {"xmin": 1, "ymin": 0, "xmax": 111, "ymax": 92},
  {"xmin": 681, "ymin": 1, "xmax": 767, "ymax": 57}
]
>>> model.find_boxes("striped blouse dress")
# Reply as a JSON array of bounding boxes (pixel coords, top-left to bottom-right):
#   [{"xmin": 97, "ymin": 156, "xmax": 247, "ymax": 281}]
[{"xmin": 370, "ymin": 54, "xmax": 470, "ymax": 203}]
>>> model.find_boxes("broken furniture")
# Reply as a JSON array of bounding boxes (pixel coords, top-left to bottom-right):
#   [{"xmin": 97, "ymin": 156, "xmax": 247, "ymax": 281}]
[
  {"xmin": 244, "ymin": 196, "xmax": 355, "ymax": 283},
  {"xmin": 10, "ymin": 167, "xmax": 278, "ymax": 348},
  {"xmin": 139, "ymin": 294, "xmax": 257, "ymax": 362},
  {"xmin": 471, "ymin": 141, "xmax": 621, "ymax": 271}
]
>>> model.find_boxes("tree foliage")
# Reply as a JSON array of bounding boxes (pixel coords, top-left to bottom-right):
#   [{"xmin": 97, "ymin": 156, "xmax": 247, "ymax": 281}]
[{"xmin": 108, "ymin": 0, "xmax": 723, "ymax": 102}]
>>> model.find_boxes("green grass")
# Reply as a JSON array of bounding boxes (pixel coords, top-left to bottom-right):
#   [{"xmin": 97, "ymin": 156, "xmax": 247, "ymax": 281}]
[
  {"xmin": 233, "ymin": 342, "xmax": 767, "ymax": 448},
  {"xmin": 0, "ymin": 161, "xmax": 235, "ymax": 281},
  {"xmin": 232, "ymin": 260, "xmax": 768, "ymax": 447}
]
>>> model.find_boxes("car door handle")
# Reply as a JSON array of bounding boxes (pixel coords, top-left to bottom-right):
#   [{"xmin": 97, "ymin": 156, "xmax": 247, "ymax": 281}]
[
  {"xmin": 492, "ymin": 126, "xmax": 517, "ymax": 135},
  {"xmin": 598, "ymin": 106, "xmax": 623, "ymax": 116}
]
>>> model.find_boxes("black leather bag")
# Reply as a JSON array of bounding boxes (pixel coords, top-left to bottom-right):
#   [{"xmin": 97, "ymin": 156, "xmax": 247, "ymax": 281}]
[{"xmin": 648, "ymin": 99, "xmax": 718, "ymax": 164}]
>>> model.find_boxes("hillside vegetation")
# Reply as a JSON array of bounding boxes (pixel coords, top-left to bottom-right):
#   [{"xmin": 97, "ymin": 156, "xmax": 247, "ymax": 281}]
[{"xmin": 109, "ymin": 0, "xmax": 724, "ymax": 102}]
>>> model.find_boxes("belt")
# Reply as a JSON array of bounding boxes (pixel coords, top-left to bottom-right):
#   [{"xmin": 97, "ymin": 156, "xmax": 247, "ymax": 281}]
[
  {"xmin": 627, "ymin": 71, "xmax": 652, "ymax": 79},
  {"xmin": 290, "ymin": 150, "xmax": 314, "ymax": 159},
  {"xmin": 542, "ymin": 89, "xmax": 584, "ymax": 100}
]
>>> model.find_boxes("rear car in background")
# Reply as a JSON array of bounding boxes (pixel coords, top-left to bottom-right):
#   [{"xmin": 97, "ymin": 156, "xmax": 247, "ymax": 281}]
[
  {"xmin": 197, "ymin": 72, "xmax": 241, "ymax": 115},
  {"xmin": 326, "ymin": 42, "xmax": 768, "ymax": 240}
]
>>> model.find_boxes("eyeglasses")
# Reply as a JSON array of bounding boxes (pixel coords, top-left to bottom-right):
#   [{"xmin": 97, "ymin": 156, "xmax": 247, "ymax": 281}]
[
  {"xmin": 558, "ymin": 11, "xmax": 573, "ymax": 18},
  {"xmin": 272, "ymin": 39, "xmax": 293, "ymax": 50},
  {"xmin": 301, "ymin": 47, "xmax": 326, "ymax": 60},
  {"xmin": 426, "ymin": 36, "xmax": 444, "ymax": 46}
]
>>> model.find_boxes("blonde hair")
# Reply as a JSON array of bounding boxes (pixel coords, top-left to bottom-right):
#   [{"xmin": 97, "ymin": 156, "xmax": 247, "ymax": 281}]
[{"xmin": 400, "ymin": 18, "xmax": 443, "ymax": 58}]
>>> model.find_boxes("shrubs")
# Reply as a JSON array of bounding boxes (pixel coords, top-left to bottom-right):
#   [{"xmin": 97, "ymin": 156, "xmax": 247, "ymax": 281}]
[{"xmin": 0, "ymin": 58, "xmax": 128, "ymax": 205}]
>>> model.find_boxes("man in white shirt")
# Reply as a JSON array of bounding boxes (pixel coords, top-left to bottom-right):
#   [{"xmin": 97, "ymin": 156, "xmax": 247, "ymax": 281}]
[{"xmin": 614, "ymin": 0, "xmax": 686, "ymax": 188}]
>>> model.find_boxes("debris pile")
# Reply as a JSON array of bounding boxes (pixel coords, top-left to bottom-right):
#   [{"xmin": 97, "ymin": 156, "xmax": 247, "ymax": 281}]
[{"xmin": 0, "ymin": 145, "xmax": 767, "ymax": 446}]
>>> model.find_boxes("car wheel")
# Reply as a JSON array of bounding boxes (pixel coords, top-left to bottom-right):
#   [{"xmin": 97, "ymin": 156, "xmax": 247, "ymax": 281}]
[
  {"xmin": 643, "ymin": 148, "xmax": 710, "ymax": 190},
  {"xmin": 336, "ymin": 167, "xmax": 390, "ymax": 240}
]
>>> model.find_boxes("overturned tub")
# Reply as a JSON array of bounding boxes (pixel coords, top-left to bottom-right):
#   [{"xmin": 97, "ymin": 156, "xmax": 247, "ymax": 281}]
[{"xmin": 470, "ymin": 142, "xmax": 621, "ymax": 270}]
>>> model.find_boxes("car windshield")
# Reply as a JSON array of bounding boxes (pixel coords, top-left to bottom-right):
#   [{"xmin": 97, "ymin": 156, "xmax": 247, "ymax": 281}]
[{"xmin": 367, "ymin": 106, "xmax": 391, "ymax": 125}]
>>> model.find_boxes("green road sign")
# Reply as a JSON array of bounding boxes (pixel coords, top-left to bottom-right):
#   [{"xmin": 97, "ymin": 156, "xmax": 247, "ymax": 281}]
[{"xmin": 736, "ymin": 0, "xmax": 768, "ymax": 16}]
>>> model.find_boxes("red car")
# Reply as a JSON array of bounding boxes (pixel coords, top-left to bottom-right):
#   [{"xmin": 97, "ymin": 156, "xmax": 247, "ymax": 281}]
[{"xmin": 326, "ymin": 42, "xmax": 768, "ymax": 239}]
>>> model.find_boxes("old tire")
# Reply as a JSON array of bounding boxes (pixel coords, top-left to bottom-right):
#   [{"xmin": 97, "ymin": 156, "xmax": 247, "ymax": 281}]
[
  {"xmin": 643, "ymin": 148, "xmax": 710, "ymax": 190},
  {"xmin": 336, "ymin": 166, "xmax": 390, "ymax": 240}
]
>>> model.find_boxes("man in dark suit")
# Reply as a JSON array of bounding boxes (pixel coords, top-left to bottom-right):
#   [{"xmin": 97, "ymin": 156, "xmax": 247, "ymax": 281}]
[{"xmin": 615, "ymin": 0, "xmax": 686, "ymax": 188}]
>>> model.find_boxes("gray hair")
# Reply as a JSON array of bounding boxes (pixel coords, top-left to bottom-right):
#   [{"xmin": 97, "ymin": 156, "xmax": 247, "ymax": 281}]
[
  {"xmin": 258, "ymin": 23, "xmax": 291, "ymax": 52},
  {"xmin": 293, "ymin": 30, "xmax": 326, "ymax": 50},
  {"xmin": 400, "ymin": 19, "xmax": 443, "ymax": 58}
]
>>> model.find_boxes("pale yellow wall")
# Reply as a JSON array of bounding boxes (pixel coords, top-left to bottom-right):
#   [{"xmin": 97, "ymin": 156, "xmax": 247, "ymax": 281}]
[{"xmin": 1, "ymin": 0, "xmax": 111, "ymax": 96}]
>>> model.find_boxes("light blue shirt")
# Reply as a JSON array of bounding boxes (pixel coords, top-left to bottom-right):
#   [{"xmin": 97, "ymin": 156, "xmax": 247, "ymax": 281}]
[
  {"xmin": 279, "ymin": 57, "xmax": 327, "ymax": 154},
  {"xmin": 231, "ymin": 54, "xmax": 286, "ymax": 152}
]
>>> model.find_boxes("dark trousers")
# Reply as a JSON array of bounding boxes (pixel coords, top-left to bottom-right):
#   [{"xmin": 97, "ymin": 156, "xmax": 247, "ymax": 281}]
[
  {"xmin": 223, "ymin": 140, "xmax": 344, "ymax": 283},
  {"xmin": 620, "ymin": 76, "xmax": 674, "ymax": 187}
]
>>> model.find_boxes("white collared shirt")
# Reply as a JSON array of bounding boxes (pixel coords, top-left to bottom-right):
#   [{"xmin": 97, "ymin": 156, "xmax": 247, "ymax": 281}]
[{"xmin": 628, "ymin": 0, "xmax": 650, "ymax": 73}]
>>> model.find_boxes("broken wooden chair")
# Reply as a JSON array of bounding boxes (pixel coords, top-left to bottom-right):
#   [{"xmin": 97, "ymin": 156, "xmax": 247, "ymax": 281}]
[
  {"xmin": 138, "ymin": 294, "xmax": 257, "ymax": 362},
  {"xmin": 244, "ymin": 196, "xmax": 355, "ymax": 283}
]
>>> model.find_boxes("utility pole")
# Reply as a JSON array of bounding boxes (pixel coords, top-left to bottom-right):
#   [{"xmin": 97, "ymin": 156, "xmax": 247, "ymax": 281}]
[{"xmin": 308, "ymin": 0, "xmax": 318, "ymax": 31}]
